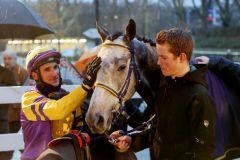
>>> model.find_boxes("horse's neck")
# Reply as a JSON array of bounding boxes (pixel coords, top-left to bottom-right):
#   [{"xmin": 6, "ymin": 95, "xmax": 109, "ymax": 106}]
[
  {"xmin": 144, "ymin": 45, "xmax": 160, "ymax": 88},
  {"xmin": 134, "ymin": 40, "xmax": 160, "ymax": 105},
  {"xmin": 134, "ymin": 40, "xmax": 159, "ymax": 84},
  {"xmin": 143, "ymin": 43, "xmax": 159, "ymax": 69},
  {"xmin": 133, "ymin": 40, "xmax": 158, "ymax": 69}
]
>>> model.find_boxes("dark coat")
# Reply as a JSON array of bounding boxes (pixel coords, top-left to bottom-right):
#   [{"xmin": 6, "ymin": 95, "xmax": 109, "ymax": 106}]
[
  {"xmin": 132, "ymin": 66, "xmax": 216, "ymax": 160},
  {"xmin": 0, "ymin": 65, "xmax": 16, "ymax": 86},
  {"xmin": 206, "ymin": 57, "xmax": 240, "ymax": 158},
  {"xmin": 208, "ymin": 56, "xmax": 240, "ymax": 90},
  {"xmin": 0, "ymin": 65, "xmax": 16, "ymax": 133}
]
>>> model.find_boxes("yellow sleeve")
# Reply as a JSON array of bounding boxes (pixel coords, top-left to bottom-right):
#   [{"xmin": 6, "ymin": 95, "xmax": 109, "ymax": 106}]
[
  {"xmin": 74, "ymin": 107, "xmax": 84, "ymax": 128},
  {"xmin": 21, "ymin": 86, "xmax": 87, "ymax": 121}
]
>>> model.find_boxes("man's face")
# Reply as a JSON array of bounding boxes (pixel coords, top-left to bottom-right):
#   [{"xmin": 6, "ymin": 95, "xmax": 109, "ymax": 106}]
[
  {"xmin": 156, "ymin": 43, "xmax": 182, "ymax": 77},
  {"xmin": 3, "ymin": 54, "xmax": 17, "ymax": 69},
  {"xmin": 33, "ymin": 62, "xmax": 60, "ymax": 87}
]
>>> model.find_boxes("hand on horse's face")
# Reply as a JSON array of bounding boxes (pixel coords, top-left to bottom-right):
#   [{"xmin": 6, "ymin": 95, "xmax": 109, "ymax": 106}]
[
  {"xmin": 83, "ymin": 57, "xmax": 101, "ymax": 88},
  {"xmin": 110, "ymin": 130, "xmax": 132, "ymax": 152}
]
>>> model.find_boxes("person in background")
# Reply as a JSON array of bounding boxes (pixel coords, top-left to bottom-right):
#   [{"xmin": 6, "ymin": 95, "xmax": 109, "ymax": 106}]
[
  {"xmin": 2, "ymin": 49, "xmax": 28, "ymax": 135},
  {"xmin": 195, "ymin": 55, "xmax": 240, "ymax": 89},
  {"xmin": 0, "ymin": 65, "xmax": 17, "ymax": 160},
  {"xmin": 3, "ymin": 49, "xmax": 28, "ymax": 85},
  {"xmin": 110, "ymin": 28, "xmax": 216, "ymax": 160},
  {"xmin": 195, "ymin": 55, "xmax": 240, "ymax": 159},
  {"xmin": 21, "ymin": 46, "xmax": 101, "ymax": 160}
]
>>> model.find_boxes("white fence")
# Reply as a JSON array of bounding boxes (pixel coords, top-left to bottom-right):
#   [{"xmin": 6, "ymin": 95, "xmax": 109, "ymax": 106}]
[
  {"xmin": 0, "ymin": 85, "xmax": 141, "ymax": 151},
  {"xmin": 193, "ymin": 49, "xmax": 240, "ymax": 56}
]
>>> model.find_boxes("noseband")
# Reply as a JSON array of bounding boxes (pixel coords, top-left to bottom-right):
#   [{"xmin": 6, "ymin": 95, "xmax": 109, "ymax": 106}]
[{"xmin": 94, "ymin": 42, "xmax": 140, "ymax": 106}]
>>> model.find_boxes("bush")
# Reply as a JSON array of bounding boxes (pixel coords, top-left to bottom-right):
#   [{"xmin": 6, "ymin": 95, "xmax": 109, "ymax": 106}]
[
  {"xmin": 194, "ymin": 27, "xmax": 240, "ymax": 50},
  {"xmin": 195, "ymin": 36, "xmax": 240, "ymax": 50}
]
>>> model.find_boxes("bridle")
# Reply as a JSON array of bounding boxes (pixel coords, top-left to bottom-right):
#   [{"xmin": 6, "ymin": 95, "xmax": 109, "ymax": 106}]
[{"xmin": 94, "ymin": 41, "xmax": 140, "ymax": 106}]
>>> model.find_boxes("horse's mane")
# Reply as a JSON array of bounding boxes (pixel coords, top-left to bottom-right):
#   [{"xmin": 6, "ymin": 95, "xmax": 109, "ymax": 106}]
[
  {"xmin": 136, "ymin": 36, "xmax": 156, "ymax": 47},
  {"xmin": 104, "ymin": 32, "xmax": 157, "ymax": 48},
  {"xmin": 134, "ymin": 36, "xmax": 159, "ymax": 71}
]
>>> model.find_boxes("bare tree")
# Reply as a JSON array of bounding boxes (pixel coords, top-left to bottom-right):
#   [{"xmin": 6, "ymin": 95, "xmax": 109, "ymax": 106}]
[
  {"xmin": 172, "ymin": 0, "xmax": 186, "ymax": 24},
  {"xmin": 234, "ymin": 0, "xmax": 240, "ymax": 10},
  {"xmin": 143, "ymin": 0, "xmax": 149, "ymax": 36},
  {"xmin": 192, "ymin": 0, "xmax": 210, "ymax": 29},
  {"xmin": 160, "ymin": 0, "xmax": 187, "ymax": 26},
  {"xmin": 95, "ymin": 0, "xmax": 100, "ymax": 21},
  {"xmin": 215, "ymin": 0, "xmax": 232, "ymax": 27},
  {"xmin": 111, "ymin": 0, "xmax": 118, "ymax": 31}
]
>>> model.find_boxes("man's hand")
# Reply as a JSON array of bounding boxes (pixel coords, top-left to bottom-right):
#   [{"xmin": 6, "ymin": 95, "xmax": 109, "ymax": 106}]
[
  {"xmin": 82, "ymin": 57, "xmax": 101, "ymax": 91},
  {"xmin": 195, "ymin": 56, "xmax": 210, "ymax": 64},
  {"xmin": 109, "ymin": 130, "xmax": 132, "ymax": 152}
]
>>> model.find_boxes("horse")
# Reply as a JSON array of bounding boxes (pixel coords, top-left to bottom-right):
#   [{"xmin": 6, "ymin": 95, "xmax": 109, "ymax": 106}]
[
  {"xmin": 85, "ymin": 19, "xmax": 158, "ymax": 134},
  {"xmin": 85, "ymin": 19, "xmax": 240, "ymax": 159}
]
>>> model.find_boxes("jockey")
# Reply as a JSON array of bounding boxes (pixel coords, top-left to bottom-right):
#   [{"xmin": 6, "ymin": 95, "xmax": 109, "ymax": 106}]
[{"xmin": 20, "ymin": 46, "xmax": 101, "ymax": 160}]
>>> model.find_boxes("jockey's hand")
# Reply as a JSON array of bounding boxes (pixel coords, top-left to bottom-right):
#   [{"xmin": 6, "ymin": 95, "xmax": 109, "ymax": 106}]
[
  {"xmin": 82, "ymin": 57, "xmax": 101, "ymax": 91},
  {"xmin": 195, "ymin": 56, "xmax": 210, "ymax": 64},
  {"xmin": 110, "ymin": 130, "xmax": 132, "ymax": 152}
]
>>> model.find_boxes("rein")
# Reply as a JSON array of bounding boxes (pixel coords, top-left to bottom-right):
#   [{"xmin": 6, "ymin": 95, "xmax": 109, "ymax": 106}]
[
  {"xmin": 106, "ymin": 114, "xmax": 156, "ymax": 144},
  {"xmin": 94, "ymin": 42, "xmax": 140, "ymax": 105}
]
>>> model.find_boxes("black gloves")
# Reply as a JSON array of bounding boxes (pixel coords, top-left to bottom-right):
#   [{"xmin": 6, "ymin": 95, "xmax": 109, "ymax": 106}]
[{"xmin": 82, "ymin": 57, "xmax": 101, "ymax": 92}]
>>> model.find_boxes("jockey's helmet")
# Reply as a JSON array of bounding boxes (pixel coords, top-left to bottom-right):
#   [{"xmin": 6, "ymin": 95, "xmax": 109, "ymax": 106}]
[{"xmin": 26, "ymin": 46, "xmax": 61, "ymax": 74}]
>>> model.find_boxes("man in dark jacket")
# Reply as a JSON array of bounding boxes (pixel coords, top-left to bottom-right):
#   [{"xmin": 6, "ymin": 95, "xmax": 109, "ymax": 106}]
[
  {"xmin": 110, "ymin": 28, "xmax": 216, "ymax": 160},
  {"xmin": 0, "ymin": 65, "xmax": 17, "ymax": 160}
]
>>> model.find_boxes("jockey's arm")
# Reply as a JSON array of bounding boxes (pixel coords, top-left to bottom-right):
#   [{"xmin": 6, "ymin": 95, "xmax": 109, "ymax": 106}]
[{"xmin": 22, "ymin": 86, "xmax": 88, "ymax": 121}]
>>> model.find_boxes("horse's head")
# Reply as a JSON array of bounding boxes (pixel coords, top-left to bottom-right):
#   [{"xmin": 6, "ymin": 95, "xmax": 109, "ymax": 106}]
[{"xmin": 85, "ymin": 19, "xmax": 141, "ymax": 134}]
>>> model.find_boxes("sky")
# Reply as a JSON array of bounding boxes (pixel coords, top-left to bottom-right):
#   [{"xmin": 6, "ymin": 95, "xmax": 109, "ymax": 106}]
[
  {"xmin": 155, "ymin": 0, "xmax": 201, "ymax": 7},
  {"xmin": 20, "ymin": 0, "xmax": 202, "ymax": 7},
  {"xmin": 185, "ymin": 0, "xmax": 201, "ymax": 7}
]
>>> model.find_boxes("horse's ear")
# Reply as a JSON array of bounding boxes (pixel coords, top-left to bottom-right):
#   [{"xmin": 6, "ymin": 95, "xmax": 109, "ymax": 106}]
[
  {"xmin": 96, "ymin": 21, "xmax": 109, "ymax": 42},
  {"xmin": 124, "ymin": 19, "xmax": 136, "ymax": 42}
]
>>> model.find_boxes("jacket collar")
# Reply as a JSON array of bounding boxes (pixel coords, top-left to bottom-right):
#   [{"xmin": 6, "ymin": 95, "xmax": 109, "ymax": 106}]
[{"xmin": 159, "ymin": 65, "xmax": 208, "ymax": 88}]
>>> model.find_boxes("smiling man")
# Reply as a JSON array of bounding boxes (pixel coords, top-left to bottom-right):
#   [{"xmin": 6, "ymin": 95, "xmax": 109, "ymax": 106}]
[
  {"xmin": 153, "ymin": 28, "xmax": 216, "ymax": 159},
  {"xmin": 20, "ymin": 46, "xmax": 101, "ymax": 160}
]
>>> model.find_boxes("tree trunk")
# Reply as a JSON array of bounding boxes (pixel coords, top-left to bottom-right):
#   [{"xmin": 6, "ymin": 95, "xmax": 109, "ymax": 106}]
[
  {"xmin": 216, "ymin": 0, "xmax": 231, "ymax": 27},
  {"xmin": 143, "ymin": 0, "xmax": 149, "ymax": 36}
]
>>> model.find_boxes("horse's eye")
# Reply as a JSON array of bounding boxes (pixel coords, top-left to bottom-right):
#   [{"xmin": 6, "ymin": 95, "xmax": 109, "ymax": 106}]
[{"xmin": 117, "ymin": 65, "xmax": 126, "ymax": 71}]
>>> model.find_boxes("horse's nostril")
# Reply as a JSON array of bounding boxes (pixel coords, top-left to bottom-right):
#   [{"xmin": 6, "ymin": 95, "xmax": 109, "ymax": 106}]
[{"xmin": 96, "ymin": 114, "xmax": 104, "ymax": 126}]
